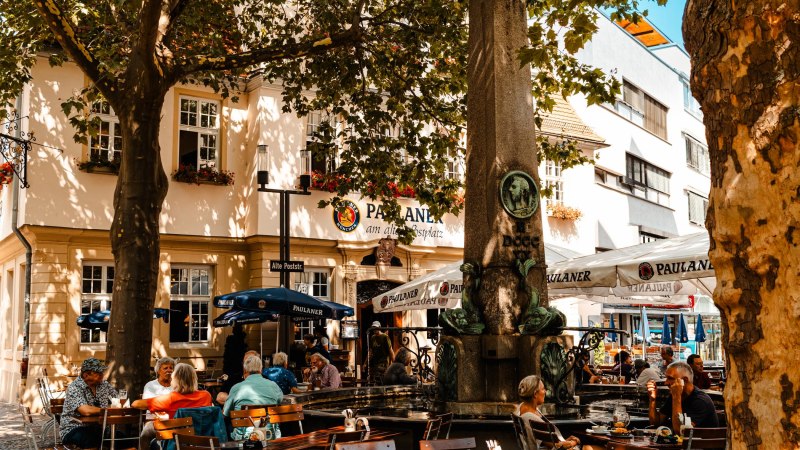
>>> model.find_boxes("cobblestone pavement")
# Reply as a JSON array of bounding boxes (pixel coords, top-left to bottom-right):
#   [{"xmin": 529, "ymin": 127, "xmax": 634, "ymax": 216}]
[{"xmin": 0, "ymin": 402, "xmax": 55, "ymax": 450}]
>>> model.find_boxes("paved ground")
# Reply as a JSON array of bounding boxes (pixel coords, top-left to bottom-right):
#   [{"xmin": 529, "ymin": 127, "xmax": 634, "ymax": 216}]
[{"xmin": 0, "ymin": 402, "xmax": 54, "ymax": 450}]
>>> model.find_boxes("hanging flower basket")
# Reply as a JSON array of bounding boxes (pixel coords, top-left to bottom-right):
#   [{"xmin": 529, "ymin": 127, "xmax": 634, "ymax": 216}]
[
  {"xmin": 546, "ymin": 203, "xmax": 582, "ymax": 220},
  {"xmin": 75, "ymin": 156, "xmax": 121, "ymax": 174},
  {"xmin": 171, "ymin": 164, "xmax": 235, "ymax": 186},
  {"xmin": 0, "ymin": 162, "xmax": 14, "ymax": 189}
]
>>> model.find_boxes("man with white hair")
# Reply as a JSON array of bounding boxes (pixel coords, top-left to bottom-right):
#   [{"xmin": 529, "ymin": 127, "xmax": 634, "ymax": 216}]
[
  {"xmin": 648, "ymin": 361, "xmax": 719, "ymax": 430},
  {"xmin": 264, "ymin": 352, "xmax": 302, "ymax": 394},
  {"xmin": 308, "ymin": 353, "xmax": 342, "ymax": 389},
  {"xmin": 223, "ymin": 354, "xmax": 284, "ymax": 440}
]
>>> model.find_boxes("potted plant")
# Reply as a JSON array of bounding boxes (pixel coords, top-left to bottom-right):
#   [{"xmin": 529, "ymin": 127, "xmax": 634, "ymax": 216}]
[
  {"xmin": 171, "ymin": 164, "xmax": 235, "ymax": 186},
  {"xmin": 75, "ymin": 155, "xmax": 121, "ymax": 174},
  {"xmin": 0, "ymin": 162, "xmax": 14, "ymax": 189}
]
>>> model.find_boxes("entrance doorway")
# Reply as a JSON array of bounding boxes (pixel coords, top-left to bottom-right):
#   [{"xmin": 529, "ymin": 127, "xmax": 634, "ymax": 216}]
[{"xmin": 355, "ymin": 280, "xmax": 402, "ymax": 369}]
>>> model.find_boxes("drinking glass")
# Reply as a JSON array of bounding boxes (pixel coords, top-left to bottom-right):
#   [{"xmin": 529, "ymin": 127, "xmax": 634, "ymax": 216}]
[{"xmin": 118, "ymin": 389, "xmax": 128, "ymax": 406}]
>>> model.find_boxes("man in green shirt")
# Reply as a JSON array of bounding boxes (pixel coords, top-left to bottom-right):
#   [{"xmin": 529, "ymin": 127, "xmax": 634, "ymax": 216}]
[{"xmin": 223, "ymin": 354, "xmax": 284, "ymax": 440}]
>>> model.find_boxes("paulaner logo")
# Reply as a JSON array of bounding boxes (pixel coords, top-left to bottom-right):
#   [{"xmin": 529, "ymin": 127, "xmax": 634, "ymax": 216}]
[
  {"xmin": 638, "ymin": 262, "xmax": 655, "ymax": 280},
  {"xmin": 333, "ymin": 200, "xmax": 360, "ymax": 232}
]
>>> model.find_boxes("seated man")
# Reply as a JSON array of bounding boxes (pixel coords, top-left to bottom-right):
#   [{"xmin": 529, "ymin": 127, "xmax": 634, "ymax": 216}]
[
  {"xmin": 688, "ymin": 354, "xmax": 712, "ymax": 390},
  {"xmin": 382, "ymin": 349, "xmax": 418, "ymax": 385},
  {"xmin": 60, "ymin": 358, "xmax": 119, "ymax": 448},
  {"xmin": 648, "ymin": 361, "xmax": 719, "ymax": 431},
  {"xmin": 634, "ymin": 359, "xmax": 662, "ymax": 387},
  {"xmin": 307, "ymin": 353, "xmax": 342, "ymax": 389},
  {"xmin": 263, "ymin": 352, "xmax": 302, "ymax": 395},
  {"xmin": 223, "ymin": 354, "xmax": 284, "ymax": 440}
]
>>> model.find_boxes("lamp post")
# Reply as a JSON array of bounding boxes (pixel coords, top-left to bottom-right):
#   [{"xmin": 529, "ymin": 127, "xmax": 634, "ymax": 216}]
[{"xmin": 257, "ymin": 145, "xmax": 311, "ymax": 351}]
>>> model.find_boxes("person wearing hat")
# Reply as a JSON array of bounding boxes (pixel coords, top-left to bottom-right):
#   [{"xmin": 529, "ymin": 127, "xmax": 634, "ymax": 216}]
[
  {"xmin": 60, "ymin": 357, "xmax": 119, "ymax": 448},
  {"xmin": 634, "ymin": 359, "xmax": 662, "ymax": 387},
  {"xmin": 367, "ymin": 321, "xmax": 394, "ymax": 384}
]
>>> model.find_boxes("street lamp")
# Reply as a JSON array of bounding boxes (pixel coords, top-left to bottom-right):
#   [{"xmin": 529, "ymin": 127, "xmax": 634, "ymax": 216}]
[{"xmin": 256, "ymin": 144, "xmax": 311, "ymax": 289}]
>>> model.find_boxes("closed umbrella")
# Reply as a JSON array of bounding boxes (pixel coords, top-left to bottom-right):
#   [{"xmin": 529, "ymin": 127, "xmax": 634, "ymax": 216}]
[
  {"xmin": 608, "ymin": 314, "xmax": 618, "ymax": 343},
  {"xmin": 661, "ymin": 315, "xmax": 672, "ymax": 345},
  {"xmin": 695, "ymin": 314, "xmax": 707, "ymax": 356},
  {"xmin": 77, "ymin": 308, "xmax": 175, "ymax": 332},
  {"xmin": 641, "ymin": 307, "xmax": 651, "ymax": 358},
  {"xmin": 676, "ymin": 313, "xmax": 689, "ymax": 343}
]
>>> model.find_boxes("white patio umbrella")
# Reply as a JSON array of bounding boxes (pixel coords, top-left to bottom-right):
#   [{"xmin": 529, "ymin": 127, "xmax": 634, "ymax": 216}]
[
  {"xmin": 372, "ymin": 243, "xmax": 582, "ymax": 313},
  {"xmin": 546, "ymin": 232, "xmax": 716, "ymax": 300}
]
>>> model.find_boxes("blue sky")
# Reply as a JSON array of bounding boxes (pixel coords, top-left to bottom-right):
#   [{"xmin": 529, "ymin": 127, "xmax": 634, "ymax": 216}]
[{"xmin": 642, "ymin": 0, "xmax": 687, "ymax": 49}]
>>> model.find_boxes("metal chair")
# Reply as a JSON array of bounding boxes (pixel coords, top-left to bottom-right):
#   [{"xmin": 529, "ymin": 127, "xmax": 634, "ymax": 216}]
[
  {"xmin": 174, "ymin": 433, "xmax": 219, "ymax": 450},
  {"xmin": 510, "ymin": 414, "xmax": 530, "ymax": 450},
  {"xmin": 100, "ymin": 407, "xmax": 144, "ymax": 449},
  {"xmin": 437, "ymin": 412, "xmax": 454, "ymax": 439},
  {"xmin": 19, "ymin": 404, "xmax": 40, "ymax": 450},
  {"xmin": 335, "ymin": 441, "xmax": 396, "ymax": 450},
  {"xmin": 685, "ymin": 427, "xmax": 728, "ymax": 450},
  {"xmin": 422, "ymin": 417, "xmax": 442, "ymax": 440},
  {"xmin": 528, "ymin": 417, "xmax": 566, "ymax": 448},
  {"xmin": 267, "ymin": 404, "xmax": 304, "ymax": 435},
  {"xmin": 37, "ymin": 378, "xmax": 60, "ymax": 446},
  {"xmin": 419, "ymin": 437, "xmax": 477, "ymax": 449}
]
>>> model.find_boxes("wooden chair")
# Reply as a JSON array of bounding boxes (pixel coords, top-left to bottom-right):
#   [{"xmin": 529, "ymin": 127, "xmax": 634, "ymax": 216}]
[
  {"xmin": 510, "ymin": 414, "xmax": 530, "ymax": 450},
  {"xmin": 267, "ymin": 404, "xmax": 304, "ymax": 435},
  {"xmin": 230, "ymin": 407, "xmax": 268, "ymax": 428},
  {"xmin": 19, "ymin": 404, "xmax": 40, "ymax": 450},
  {"xmin": 243, "ymin": 403, "xmax": 278, "ymax": 411},
  {"xmin": 174, "ymin": 433, "xmax": 219, "ymax": 450},
  {"xmin": 419, "ymin": 438, "xmax": 477, "ymax": 449},
  {"xmin": 422, "ymin": 417, "xmax": 442, "ymax": 440},
  {"xmin": 528, "ymin": 417, "xmax": 564, "ymax": 449},
  {"xmin": 100, "ymin": 407, "xmax": 144, "ymax": 450},
  {"xmin": 685, "ymin": 427, "xmax": 728, "ymax": 450},
  {"xmin": 326, "ymin": 430, "xmax": 365, "ymax": 450},
  {"xmin": 335, "ymin": 441, "xmax": 396, "ymax": 450},
  {"xmin": 437, "ymin": 413, "xmax": 454, "ymax": 439},
  {"xmin": 154, "ymin": 417, "xmax": 195, "ymax": 440}
]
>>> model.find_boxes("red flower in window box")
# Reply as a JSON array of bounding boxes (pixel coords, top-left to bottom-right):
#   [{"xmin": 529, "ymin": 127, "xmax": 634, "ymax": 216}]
[
  {"xmin": 171, "ymin": 164, "xmax": 235, "ymax": 186},
  {"xmin": 0, "ymin": 162, "xmax": 15, "ymax": 189}
]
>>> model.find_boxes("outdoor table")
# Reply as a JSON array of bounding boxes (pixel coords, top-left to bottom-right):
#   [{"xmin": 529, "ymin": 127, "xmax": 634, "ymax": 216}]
[
  {"xmin": 573, "ymin": 430, "xmax": 683, "ymax": 449},
  {"xmin": 219, "ymin": 425, "xmax": 404, "ymax": 450}
]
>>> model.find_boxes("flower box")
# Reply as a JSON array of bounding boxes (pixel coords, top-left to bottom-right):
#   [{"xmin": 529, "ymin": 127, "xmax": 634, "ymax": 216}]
[
  {"xmin": 76, "ymin": 157, "xmax": 120, "ymax": 175},
  {"xmin": 171, "ymin": 164, "xmax": 234, "ymax": 186},
  {"xmin": 546, "ymin": 203, "xmax": 582, "ymax": 221}
]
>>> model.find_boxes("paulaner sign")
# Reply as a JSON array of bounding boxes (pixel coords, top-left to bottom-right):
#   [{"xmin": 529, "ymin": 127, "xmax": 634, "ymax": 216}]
[
  {"xmin": 291, "ymin": 305, "xmax": 324, "ymax": 317},
  {"xmin": 547, "ymin": 271, "xmax": 592, "ymax": 283}
]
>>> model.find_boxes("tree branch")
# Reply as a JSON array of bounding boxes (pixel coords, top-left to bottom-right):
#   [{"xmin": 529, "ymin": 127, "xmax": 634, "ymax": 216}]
[
  {"xmin": 138, "ymin": 0, "xmax": 168, "ymax": 77},
  {"xmin": 176, "ymin": 28, "xmax": 363, "ymax": 75},
  {"xmin": 33, "ymin": 0, "xmax": 119, "ymax": 102}
]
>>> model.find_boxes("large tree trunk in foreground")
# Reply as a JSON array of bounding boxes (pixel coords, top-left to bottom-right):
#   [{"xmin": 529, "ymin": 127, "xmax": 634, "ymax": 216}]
[
  {"xmin": 684, "ymin": 2, "xmax": 800, "ymax": 447},
  {"xmin": 106, "ymin": 59, "xmax": 170, "ymax": 398}
]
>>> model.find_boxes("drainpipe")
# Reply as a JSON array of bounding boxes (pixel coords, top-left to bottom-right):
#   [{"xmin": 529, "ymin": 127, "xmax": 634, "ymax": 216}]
[{"xmin": 12, "ymin": 93, "xmax": 33, "ymax": 384}]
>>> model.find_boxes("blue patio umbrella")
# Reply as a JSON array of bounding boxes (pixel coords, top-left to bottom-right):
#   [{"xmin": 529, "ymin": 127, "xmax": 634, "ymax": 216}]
[
  {"xmin": 608, "ymin": 314, "xmax": 618, "ymax": 342},
  {"xmin": 214, "ymin": 287, "xmax": 354, "ymax": 320},
  {"xmin": 212, "ymin": 308, "xmax": 279, "ymax": 327},
  {"xmin": 661, "ymin": 315, "xmax": 672, "ymax": 345},
  {"xmin": 676, "ymin": 313, "xmax": 689, "ymax": 343},
  {"xmin": 76, "ymin": 308, "xmax": 175, "ymax": 332},
  {"xmin": 695, "ymin": 315, "xmax": 707, "ymax": 342},
  {"xmin": 641, "ymin": 307, "xmax": 650, "ymax": 343}
]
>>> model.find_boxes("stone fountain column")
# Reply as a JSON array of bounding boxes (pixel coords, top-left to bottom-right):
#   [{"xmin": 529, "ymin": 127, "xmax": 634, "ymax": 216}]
[{"xmin": 461, "ymin": 0, "xmax": 549, "ymax": 401}]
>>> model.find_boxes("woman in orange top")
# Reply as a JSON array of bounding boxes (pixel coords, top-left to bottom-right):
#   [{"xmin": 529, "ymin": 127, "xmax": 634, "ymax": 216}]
[{"xmin": 132, "ymin": 363, "xmax": 212, "ymax": 419}]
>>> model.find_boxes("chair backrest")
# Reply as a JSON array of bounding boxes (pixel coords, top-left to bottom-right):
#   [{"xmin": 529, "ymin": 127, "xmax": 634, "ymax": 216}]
[
  {"xmin": 527, "ymin": 418, "xmax": 563, "ymax": 448},
  {"xmin": 510, "ymin": 414, "xmax": 529, "ymax": 450},
  {"xmin": 690, "ymin": 427, "xmax": 727, "ymax": 439},
  {"xmin": 174, "ymin": 406, "xmax": 228, "ymax": 443},
  {"xmin": 267, "ymin": 404, "xmax": 304, "ymax": 434},
  {"xmin": 243, "ymin": 404, "xmax": 278, "ymax": 411},
  {"xmin": 154, "ymin": 417, "xmax": 195, "ymax": 440},
  {"xmin": 419, "ymin": 437, "xmax": 477, "ymax": 450},
  {"xmin": 50, "ymin": 398, "xmax": 65, "ymax": 416},
  {"xmin": 327, "ymin": 430, "xmax": 365, "ymax": 450},
  {"xmin": 19, "ymin": 404, "xmax": 40, "ymax": 450},
  {"xmin": 686, "ymin": 428, "xmax": 728, "ymax": 450},
  {"xmin": 206, "ymin": 359, "xmax": 219, "ymax": 378},
  {"xmin": 36, "ymin": 378, "xmax": 53, "ymax": 415},
  {"xmin": 174, "ymin": 433, "xmax": 219, "ymax": 450},
  {"xmin": 101, "ymin": 408, "xmax": 144, "ymax": 450},
  {"xmin": 230, "ymin": 407, "xmax": 268, "ymax": 428},
  {"xmin": 335, "ymin": 440, "xmax": 396, "ymax": 450},
  {"xmin": 423, "ymin": 417, "xmax": 442, "ymax": 440},
  {"xmin": 437, "ymin": 413, "xmax": 454, "ymax": 440}
]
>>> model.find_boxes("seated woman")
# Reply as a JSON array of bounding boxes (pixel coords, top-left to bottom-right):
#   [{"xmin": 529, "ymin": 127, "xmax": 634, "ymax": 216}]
[
  {"xmin": 513, "ymin": 375, "xmax": 602, "ymax": 450},
  {"xmin": 132, "ymin": 363, "xmax": 212, "ymax": 419},
  {"xmin": 382, "ymin": 349, "xmax": 418, "ymax": 385},
  {"xmin": 610, "ymin": 350, "xmax": 635, "ymax": 384}
]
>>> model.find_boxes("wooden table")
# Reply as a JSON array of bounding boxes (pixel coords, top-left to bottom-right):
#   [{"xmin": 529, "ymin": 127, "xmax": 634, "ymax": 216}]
[
  {"xmin": 220, "ymin": 425, "xmax": 403, "ymax": 450},
  {"xmin": 573, "ymin": 430, "xmax": 683, "ymax": 449}
]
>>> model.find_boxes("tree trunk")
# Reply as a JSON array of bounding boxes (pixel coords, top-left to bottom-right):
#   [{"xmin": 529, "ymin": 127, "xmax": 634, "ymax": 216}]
[
  {"xmin": 684, "ymin": 2, "xmax": 800, "ymax": 447},
  {"xmin": 105, "ymin": 61, "xmax": 170, "ymax": 398}
]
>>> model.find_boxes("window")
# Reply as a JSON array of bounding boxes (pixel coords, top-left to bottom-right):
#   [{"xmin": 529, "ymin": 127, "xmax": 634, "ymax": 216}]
[
  {"xmin": 179, "ymin": 97, "xmax": 220, "ymax": 169},
  {"xmin": 688, "ymin": 191, "xmax": 708, "ymax": 225},
  {"xmin": 169, "ymin": 266, "xmax": 211, "ymax": 343},
  {"xmin": 685, "ymin": 135, "xmax": 710, "ymax": 175},
  {"xmin": 615, "ymin": 81, "xmax": 668, "ymax": 139},
  {"xmin": 682, "ymin": 78, "xmax": 703, "ymax": 119},
  {"xmin": 541, "ymin": 159, "xmax": 563, "ymax": 208},
  {"xmin": 302, "ymin": 111, "xmax": 339, "ymax": 174},
  {"xmin": 89, "ymin": 100, "xmax": 122, "ymax": 163},
  {"xmin": 293, "ymin": 269, "xmax": 330, "ymax": 341},
  {"xmin": 80, "ymin": 263, "xmax": 114, "ymax": 343},
  {"xmin": 624, "ymin": 154, "xmax": 671, "ymax": 206},
  {"xmin": 445, "ymin": 147, "xmax": 465, "ymax": 181},
  {"xmin": 639, "ymin": 231, "xmax": 665, "ymax": 244}
]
